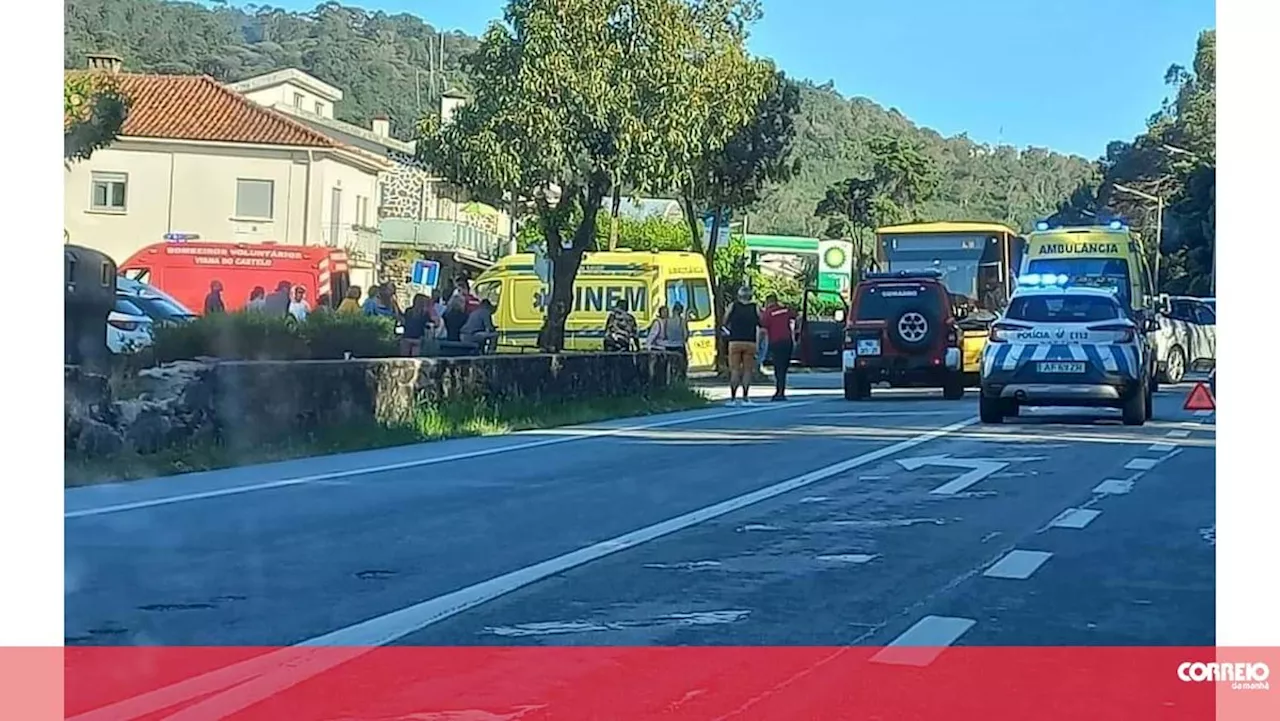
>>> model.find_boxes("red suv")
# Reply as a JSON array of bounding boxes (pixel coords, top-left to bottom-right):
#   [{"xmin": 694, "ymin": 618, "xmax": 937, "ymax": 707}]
[{"xmin": 841, "ymin": 270, "xmax": 966, "ymax": 400}]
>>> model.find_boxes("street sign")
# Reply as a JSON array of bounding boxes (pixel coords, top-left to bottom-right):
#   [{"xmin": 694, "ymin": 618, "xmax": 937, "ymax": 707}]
[
  {"xmin": 896, "ymin": 454, "xmax": 1046, "ymax": 495},
  {"xmin": 1183, "ymin": 382, "xmax": 1215, "ymax": 411},
  {"xmin": 410, "ymin": 259, "xmax": 440, "ymax": 287}
]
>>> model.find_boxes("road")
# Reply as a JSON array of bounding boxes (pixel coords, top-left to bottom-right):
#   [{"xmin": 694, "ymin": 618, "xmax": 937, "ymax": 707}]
[{"xmin": 66, "ymin": 373, "xmax": 1214, "ymax": 652}]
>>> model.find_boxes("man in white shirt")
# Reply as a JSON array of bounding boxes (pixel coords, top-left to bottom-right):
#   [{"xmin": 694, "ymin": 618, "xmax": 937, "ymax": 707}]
[{"xmin": 289, "ymin": 286, "xmax": 311, "ymax": 322}]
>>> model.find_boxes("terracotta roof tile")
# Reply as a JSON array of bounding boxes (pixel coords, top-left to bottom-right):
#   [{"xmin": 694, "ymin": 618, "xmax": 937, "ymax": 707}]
[{"xmin": 66, "ymin": 71, "xmax": 338, "ymax": 148}]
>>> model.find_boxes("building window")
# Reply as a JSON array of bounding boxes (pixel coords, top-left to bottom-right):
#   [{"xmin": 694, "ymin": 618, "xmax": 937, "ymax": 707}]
[
  {"xmin": 293, "ymin": 92, "xmax": 304, "ymax": 109},
  {"xmin": 356, "ymin": 195, "xmax": 370, "ymax": 227},
  {"xmin": 235, "ymin": 179, "xmax": 275, "ymax": 220},
  {"xmin": 90, "ymin": 172, "xmax": 128, "ymax": 212},
  {"xmin": 314, "ymin": 101, "xmax": 325, "ymax": 115}
]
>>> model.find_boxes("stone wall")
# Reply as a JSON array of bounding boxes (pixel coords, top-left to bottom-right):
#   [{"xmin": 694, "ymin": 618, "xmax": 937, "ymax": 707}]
[{"xmin": 65, "ymin": 352, "xmax": 686, "ymax": 458}]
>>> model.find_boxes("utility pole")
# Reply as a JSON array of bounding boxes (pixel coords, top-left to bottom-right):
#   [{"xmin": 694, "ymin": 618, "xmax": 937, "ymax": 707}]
[{"xmin": 1112, "ymin": 183, "xmax": 1163, "ymax": 293}]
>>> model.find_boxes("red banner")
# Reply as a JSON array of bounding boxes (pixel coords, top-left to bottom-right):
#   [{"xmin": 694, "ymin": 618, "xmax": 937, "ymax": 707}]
[{"xmin": 7, "ymin": 646, "xmax": 1272, "ymax": 720}]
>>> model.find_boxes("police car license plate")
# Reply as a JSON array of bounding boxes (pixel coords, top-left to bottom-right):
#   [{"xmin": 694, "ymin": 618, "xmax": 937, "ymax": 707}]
[
  {"xmin": 857, "ymin": 339, "xmax": 881, "ymax": 356},
  {"xmin": 1038, "ymin": 361, "xmax": 1085, "ymax": 374}
]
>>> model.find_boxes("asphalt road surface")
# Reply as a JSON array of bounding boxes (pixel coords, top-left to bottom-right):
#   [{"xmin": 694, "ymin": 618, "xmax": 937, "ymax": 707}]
[{"xmin": 66, "ymin": 373, "xmax": 1214, "ymax": 651}]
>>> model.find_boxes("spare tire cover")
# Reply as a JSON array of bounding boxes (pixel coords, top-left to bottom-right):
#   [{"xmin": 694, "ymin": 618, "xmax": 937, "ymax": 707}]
[{"xmin": 888, "ymin": 305, "xmax": 939, "ymax": 352}]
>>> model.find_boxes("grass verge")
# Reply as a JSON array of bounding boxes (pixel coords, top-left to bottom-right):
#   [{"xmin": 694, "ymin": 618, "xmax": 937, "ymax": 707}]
[{"xmin": 65, "ymin": 385, "xmax": 710, "ymax": 486}]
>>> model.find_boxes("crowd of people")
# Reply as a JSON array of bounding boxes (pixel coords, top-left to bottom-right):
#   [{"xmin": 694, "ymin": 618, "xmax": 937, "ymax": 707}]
[
  {"xmin": 336, "ymin": 278, "xmax": 498, "ymax": 356},
  {"xmin": 201, "ymin": 277, "xmax": 798, "ymax": 390},
  {"xmin": 204, "ymin": 280, "xmax": 315, "ymax": 322},
  {"xmin": 603, "ymin": 286, "xmax": 797, "ymax": 404},
  {"xmin": 200, "ymin": 277, "xmax": 499, "ymax": 357}
]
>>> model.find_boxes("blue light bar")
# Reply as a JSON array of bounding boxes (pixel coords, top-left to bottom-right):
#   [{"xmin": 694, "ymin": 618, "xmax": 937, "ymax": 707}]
[
  {"xmin": 1108, "ymin": 220, "xmax": 1125, "ymax": 230},
  {"xmin": 165, "ymin": 232, "xmax": 200, "ymax": 242},
  {"xmin": 1035, "ymin": 221, "xmax": 1050, "ymax": 231},
  {"xmin": 1018, "ymin": 274, "xmax": 1070, "ymax": 287}
]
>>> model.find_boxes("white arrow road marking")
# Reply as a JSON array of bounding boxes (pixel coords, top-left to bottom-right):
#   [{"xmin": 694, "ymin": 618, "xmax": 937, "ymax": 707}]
[{"xmin": 895, "ymin": 454, "xmax": 1047, "ymax": 495}]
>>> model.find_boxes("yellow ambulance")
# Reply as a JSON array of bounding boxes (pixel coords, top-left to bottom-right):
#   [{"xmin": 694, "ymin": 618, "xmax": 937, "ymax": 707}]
[
  {"xmin": 1019, "ymin": 220, "xmax": 1157, "ymax": 315},
  {"xmin": 472, "ymin": 249, "xmax": 717, "ymax": 370}
]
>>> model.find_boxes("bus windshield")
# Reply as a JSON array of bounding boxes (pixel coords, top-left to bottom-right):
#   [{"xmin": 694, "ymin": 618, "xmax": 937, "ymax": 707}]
[
  {"xmin": 879, "ymin": 233, "xmax": 992, "ymax": 302},
  {"xmin": 885, "ymin": 256, "xmax": 980, "ymax": 298}
]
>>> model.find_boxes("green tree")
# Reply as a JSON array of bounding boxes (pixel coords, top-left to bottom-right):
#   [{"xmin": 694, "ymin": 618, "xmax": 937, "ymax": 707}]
[
  {"xmin": 64, "ymin": 73, "xmax": 129, "ymax": 162},
  {"xmin": 680, "ymin": 67, "xmax": 799, "ymax": 368},
  {"xmin": 813, "ymin": 136, "xmax": 939, "ymax": 272},
  {"xmin": 418, "ymin": 0, "xmax": 767, "ymax": 351},
  {"xmin": 1077, "ymin": 29, "xmax": 1215, "ymax": 294}
]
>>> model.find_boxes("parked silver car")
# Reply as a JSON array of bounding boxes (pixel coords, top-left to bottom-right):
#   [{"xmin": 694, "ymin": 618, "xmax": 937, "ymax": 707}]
[{"xmin": 1153, "ymin": 296, "xmax": 1216, "ymax": 384}]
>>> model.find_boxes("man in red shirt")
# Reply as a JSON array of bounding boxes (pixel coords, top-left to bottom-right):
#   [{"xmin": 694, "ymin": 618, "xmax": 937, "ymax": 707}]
[{"xmin": 760, "ymin": 293, "xmax": 796, "ymax": 401}]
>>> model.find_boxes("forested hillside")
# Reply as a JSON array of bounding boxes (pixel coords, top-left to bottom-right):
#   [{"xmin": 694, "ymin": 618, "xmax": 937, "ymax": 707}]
[{"xmin": 65, "ymin": 0, "xmax": 1097, "ymax": 234}]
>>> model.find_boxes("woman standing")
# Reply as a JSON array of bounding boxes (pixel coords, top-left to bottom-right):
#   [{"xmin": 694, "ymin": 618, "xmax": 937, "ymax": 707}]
[
  {"xmin": 401, "ymin": 294, "xmax": 431, "ymax": 357},
  {"xmin": 663, "ymin": 303, "xmax": 690, "ymax": 365},
  {"xmin": 645, "ymin": 306, "xmax": 670, "ymax": 350}
]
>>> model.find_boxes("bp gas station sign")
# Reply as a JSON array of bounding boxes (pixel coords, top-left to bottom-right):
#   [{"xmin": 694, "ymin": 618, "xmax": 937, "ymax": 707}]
[{"xmin": 817, "ymin": 239, "xmax": 854, "ymax": 293}]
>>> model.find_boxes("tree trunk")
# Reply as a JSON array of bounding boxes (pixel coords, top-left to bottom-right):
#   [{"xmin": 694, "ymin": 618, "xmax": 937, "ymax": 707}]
[
  {"xmin": 539, "ymin": 177, "xmax": 608, "ymax": 352},
  {"xmin": 541, "ymin": 250, "xmax": 585, "ymax": 352},
  {"xmin": 706, "ymin": 209, "xmax": 729, "ymax": 375},
  {"xmin": 608, "ymin": 185, "xmax": 622, "ymax": 251}
]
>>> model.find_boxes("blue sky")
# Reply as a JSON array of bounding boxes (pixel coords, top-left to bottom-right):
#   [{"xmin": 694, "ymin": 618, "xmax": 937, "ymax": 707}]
[{"xmin": 230, "ymin": 0, "xmax": 1215, "ymax": 159}]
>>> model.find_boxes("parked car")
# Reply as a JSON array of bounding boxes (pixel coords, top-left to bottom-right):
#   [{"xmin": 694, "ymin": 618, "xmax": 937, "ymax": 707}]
[
  {"xmin": 1153, "ymin": 296, "xmax": 1216, "ymax": 384},
  {"xmin": 107, "ymin": 277, "xmax": 197, "ymax": 354}
]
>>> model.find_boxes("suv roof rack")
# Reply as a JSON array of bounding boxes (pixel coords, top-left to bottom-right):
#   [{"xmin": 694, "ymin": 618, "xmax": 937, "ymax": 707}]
[{"xmin": 861, "ymin": 270, "xmax": 943, "ymax": 281}]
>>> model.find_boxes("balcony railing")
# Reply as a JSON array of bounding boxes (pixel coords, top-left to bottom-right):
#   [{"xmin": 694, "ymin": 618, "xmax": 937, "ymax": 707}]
[
  {"xmin": 322, "ymin": 224, "xmax": 381, "ymax": 264},
  {"xmin": 378, "ymin": 218, "xmax": 507, "ymax": 262}
]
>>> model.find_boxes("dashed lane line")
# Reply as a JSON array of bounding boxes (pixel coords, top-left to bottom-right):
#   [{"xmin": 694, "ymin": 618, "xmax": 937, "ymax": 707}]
[
  {"xmin": 1148, "ymin": 442, "xmax": 1177, "ymax": 453},
  {"xmin": 1094, "ymin": 479, "xmax": 1135, "ymax": 495},
  {"xmin": 982, "ymin": 550, "xmax": 1054, "ymax": 580},
  {"xmin": 1167, "ymin": 429, "xmax": 1192, "ymax": 439},
  {"xmin": 871, "ymin": 616, "xmax": 977, "ymax": 667},
  {"xmin": 1124, "ymin": 457, "xmax": 1159, "ymax": 471},
  {"xmin": 1048, "ymin": 508, "xmax": 1101, "ymax": 529}
]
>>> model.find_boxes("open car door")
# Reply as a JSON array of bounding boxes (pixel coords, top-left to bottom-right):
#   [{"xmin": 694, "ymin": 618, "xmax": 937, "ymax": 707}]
[{"xmin": 796, "ymin": 287, "xmax": 847, "ymax": 368}]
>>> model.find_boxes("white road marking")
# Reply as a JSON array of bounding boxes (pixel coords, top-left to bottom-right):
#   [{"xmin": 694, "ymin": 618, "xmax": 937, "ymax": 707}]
[
  {"xmin": 1124, "ymin": 457, "xmax": 1159, "ymax": 471},
  {"xmin": 871, "ymin": 616, "xmax": 976, "ymax": 666},
  {"xmin": 816, "ymin": 553, "xmax": 879, "ymax": 564},
  {"xmin": 798, "ymin": 496, "xmax": 830, "ymax": 503},
  {"xmin": 1049, "ymin": 508, "xmax": 1101, "ymax": 529},
  {"xmin": 65, "ymin": 401, "xmax": 819, "ymax": 519},
  {"xmin": 983, "ymin": 550, "xmax": 1053, "ymax": 579},
  {"xmin": 1194, "ymin": 409, "xmax": 1214, "ymax": 417},
  {"xmin": 896, "ymin": 454, "xmax": 1045, "ymax": 496},
  {"xmin": 1167, "ymin": 429, "xmax": 1192, "ymax": 439},
  {"xmin": 737, "ymin": 524, "xmax": 782, "ymax": 532},
  {"xmin": 1147, "ymin": 442, "xmax": 1176, "ymax": 453},
  {"xmin": 70, "ymin": 416, "xmax": 980, "ymax": 721},
  {"xmin": 1093, "ymin": 479, "xmax": 1135, "ymax": 495}
]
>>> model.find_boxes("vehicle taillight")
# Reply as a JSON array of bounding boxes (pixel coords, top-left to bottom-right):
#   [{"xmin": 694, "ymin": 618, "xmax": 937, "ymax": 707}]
[
  {"xmin": 988, "ymin": 322, "xmax": 1030, "ymax": 344},
  {"xmin": 1088, "ymin": 323, "xmax": 1135, "ymax": 343},
  {"xmin": 108, "ymin": 319, "xmax": 140, "ymax": 332}
]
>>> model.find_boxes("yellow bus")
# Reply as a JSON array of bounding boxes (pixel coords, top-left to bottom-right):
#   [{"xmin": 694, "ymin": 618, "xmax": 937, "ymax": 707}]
[
  {"xmin": 472, "ymin": 249, "xmax": 717, "ymax": 370},
  {"xmin": 874, "ymin": 221, "xmax": 1026, "ymax": 383}
]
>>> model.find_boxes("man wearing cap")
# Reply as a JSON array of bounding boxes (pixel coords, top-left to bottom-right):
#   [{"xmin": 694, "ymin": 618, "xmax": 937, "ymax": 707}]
[
  {"xmin": 760, "ymin": 293, "xmax": 796, "ymax": 401},
  {"xmin": 723, "ymin": 285, "xmax": 764, "ymax": 405}
]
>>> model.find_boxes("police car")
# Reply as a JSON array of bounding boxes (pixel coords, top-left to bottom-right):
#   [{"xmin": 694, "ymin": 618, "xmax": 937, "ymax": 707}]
[{"xmin": 979, "ymin": 276, "xmax": 1158, "ymax": 426}]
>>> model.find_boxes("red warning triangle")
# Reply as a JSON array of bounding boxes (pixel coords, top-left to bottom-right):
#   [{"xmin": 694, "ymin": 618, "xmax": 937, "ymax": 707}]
[{"xmin": 1184, "ymin": 381, "xmax": 1216, "ymax": 411}]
